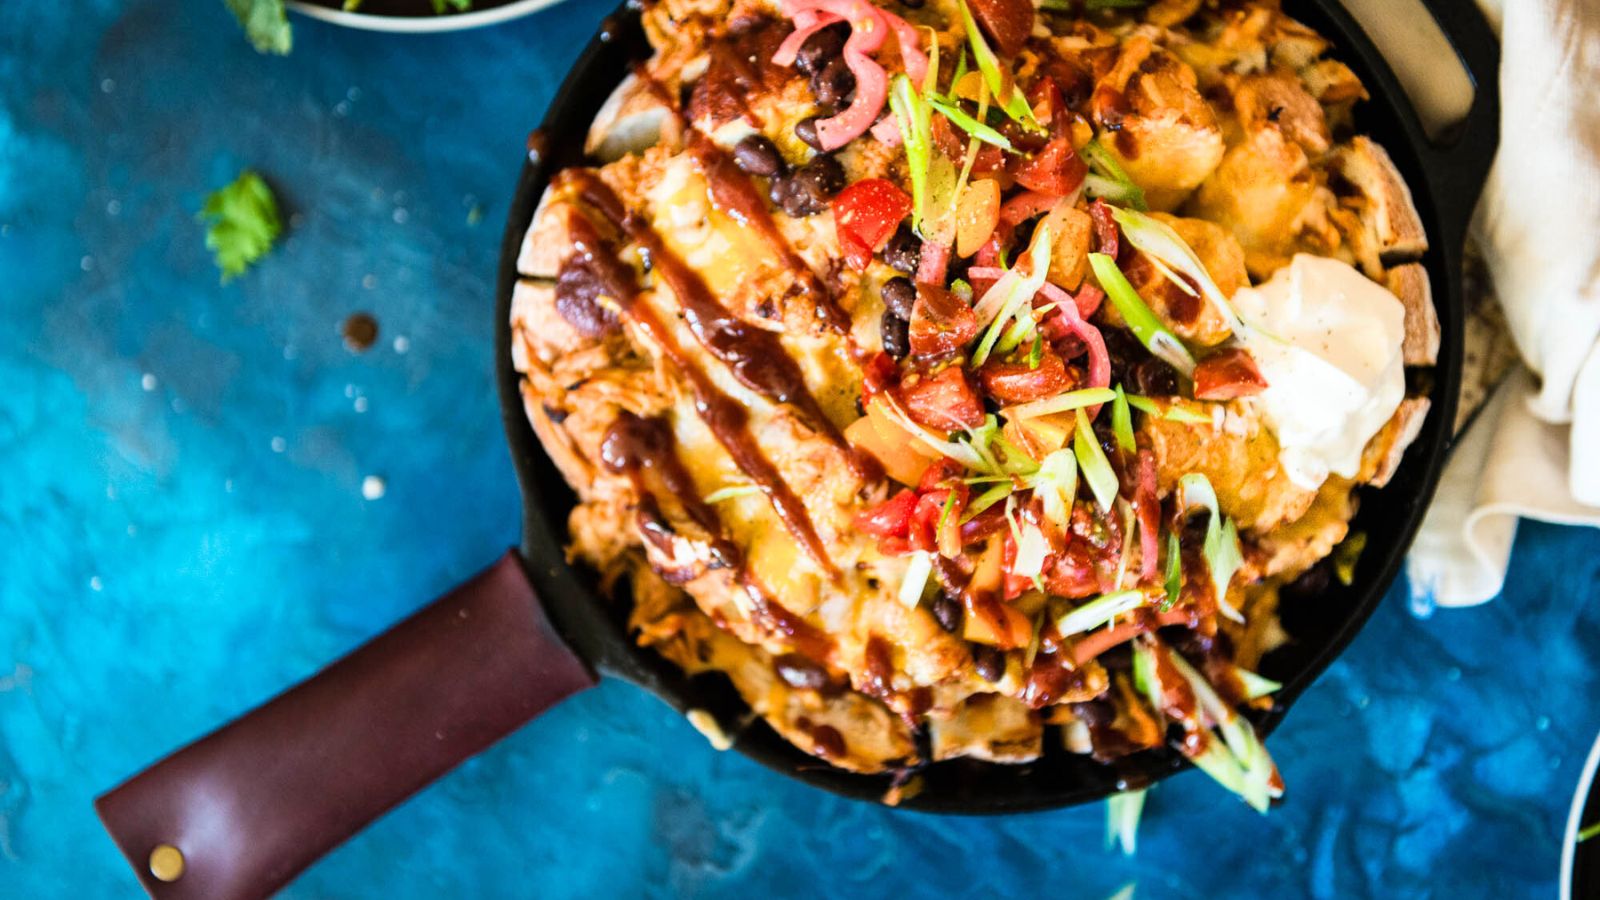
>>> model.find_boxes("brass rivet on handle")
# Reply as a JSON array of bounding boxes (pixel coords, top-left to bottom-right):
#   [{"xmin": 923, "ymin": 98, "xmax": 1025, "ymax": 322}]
[{"xmin": 149, "ymin": 844, "xmax": 185, "ymax": 882}]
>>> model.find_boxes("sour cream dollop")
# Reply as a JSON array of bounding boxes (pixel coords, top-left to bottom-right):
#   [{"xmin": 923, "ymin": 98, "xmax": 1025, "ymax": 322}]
[{"xmin": 1232, "ymin": 254, "xmax": 1407, "ymax": 490}]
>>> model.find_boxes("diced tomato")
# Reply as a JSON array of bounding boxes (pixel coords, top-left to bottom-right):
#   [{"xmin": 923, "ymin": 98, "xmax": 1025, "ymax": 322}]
[
  {"xmin": 918, "ymin": 459, "xmax": 967, "ymax": 492},
  {"xmin": 854, "ymin": 490, "xmax": 918, "ymax": 539},
  {"xmin": 909, "ymin": 283, "xmax": 980, "ymax": 358},
  {"xmin": 1193, "ymin": 348, "xmax": 1269, "ymax": 400},
  {"xmin": 898, "ymin": 366, "xmax": 986, "ymax": 432},
  {"xmin": 970, "ymin": 143, "xmax": 1008, "ymax": 176},
  {"xmin": 1027, "ymin": 77, "xmax": 1065, "ymax": 130},
  {"xmin": 966, "ymin": 0, "xmax": 1034, "ymax": 56},
  {"xmin": 1009, "ymin": 137, "xmax": 1088, "ymax": 197},
  {"xmin": 833, "ymin": 179, "xmax": 913, "ymax": 272},
  {"xmin": 1044, "ymin": 538, "xmax": 1100, "ymax": 599},
  {"xmin": 1088, "ymin": 198, "xmax": 1119, "ymax": 259},
  {"xmin": 1000, "ymin": 531, "xmax": 1035, "ymax": 600},
  {"xmin": 960, "ymin": 504, "xmax": 1010, "ymax": 544},
  {"xmin": 999, "ymin": 190, "xmax": 1059, "ymax": 230},
  {"xmin": 978, "ymin": 345, "xmax": 1075, "ymax": 404},
  {"xmin": 860, "ymin": 352, "xmax": 898, "ymax": 399},
  {"xmin": 929, "ymin": 115, "xmax": 965, "ymax": 161}
]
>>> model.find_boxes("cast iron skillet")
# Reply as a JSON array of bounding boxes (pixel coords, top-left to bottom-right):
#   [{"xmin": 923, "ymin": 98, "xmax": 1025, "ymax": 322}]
[{"xmin": 95, "ymin": 2, "xmax": 1498, "ymax": 896}]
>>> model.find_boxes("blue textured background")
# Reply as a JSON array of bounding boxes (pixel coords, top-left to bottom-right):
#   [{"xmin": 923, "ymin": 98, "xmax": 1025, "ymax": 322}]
[{"xmin": 2, "ymin": 2, "xmax": 1598, "ymax": 897}]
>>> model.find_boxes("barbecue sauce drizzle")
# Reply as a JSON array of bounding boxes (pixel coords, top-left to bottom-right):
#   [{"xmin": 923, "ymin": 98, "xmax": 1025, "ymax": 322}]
[
  {"xmin": 562, "ymin": 172, "xmax": 838, "ymax": 581},
  {"xmin": 601, "ymin": 411, "xmax": 833, "ymax": 662}
]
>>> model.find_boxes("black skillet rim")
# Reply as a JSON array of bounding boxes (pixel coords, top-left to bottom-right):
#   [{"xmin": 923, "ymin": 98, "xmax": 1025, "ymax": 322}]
[{"xmin": 494, "ymin": 0, "xmax": 1483, "ymax": 814}]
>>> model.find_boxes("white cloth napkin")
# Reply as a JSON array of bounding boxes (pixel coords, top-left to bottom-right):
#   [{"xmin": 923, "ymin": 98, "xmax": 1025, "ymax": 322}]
[{"xmin": 1404, "ymin": 0, "xmax": 1600, "ymax": 608}]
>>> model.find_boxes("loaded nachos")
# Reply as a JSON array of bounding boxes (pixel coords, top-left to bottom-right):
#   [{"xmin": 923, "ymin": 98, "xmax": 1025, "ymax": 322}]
[{"xmin": 511, "ymin": 0, "xmax": 1434, "ymax": 808}]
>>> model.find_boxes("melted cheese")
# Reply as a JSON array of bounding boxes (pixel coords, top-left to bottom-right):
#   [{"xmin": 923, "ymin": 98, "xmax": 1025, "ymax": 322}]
[{"xmin": 1233, "ymin": 254, "xmax": 1407, "ymax": 489}]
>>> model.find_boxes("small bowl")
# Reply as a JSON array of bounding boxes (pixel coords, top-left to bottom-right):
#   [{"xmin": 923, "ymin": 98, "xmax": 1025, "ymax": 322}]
[{"xmin": 287, "ymin": 0, "xmax": 564, "ymax": 33}]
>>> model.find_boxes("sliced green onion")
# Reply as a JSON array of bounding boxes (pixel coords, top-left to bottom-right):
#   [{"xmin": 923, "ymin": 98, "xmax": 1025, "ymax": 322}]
[
  {"xmin": 900, "ymin": 550, "xmax": 934, "ymax": 608},
  {"xmin": 1188, "ymin": 738, "xmax": 1261, "ymax": 811},
  {"xmin": 1013, "ymin": 520, "xmax": 1052, "ymax": 583},
  {"xmin": 1111, "ymin": 385, "xmax": 1135, "ymax": 454},
  {"xmin": 1005, "ymin": 386, "xmax": 1118, "ymax": 421},
  {"xmin": 1131, "ymin": 636, "xmax": 1158, "ymax": 704},
  {"xmin": 1162, "ymin": 530, "xmax": 1182, "ymax": 610},
  {"xmin": 972, "ymin": 224, "xmax": 1053, "ymax": 367},
  {"xmin": 1580, "ymin": 822, "xmax": 1600, "ymax": 843},
  {"xmin": 1028, "ymin": 333, "xmax": 1044, "ymax": 369},
  {"xmin": 1235, "ymin": 667, "xmax": 1283, "ymax": 700},
  {"xmin": 937, "ymin": 488, "xmax": 959, "ymax": 533},
  {"xmin": 876, "ymin": 394, "xmax": 993, "ymax": 473},
  {"xmin": 1106, "ymin": 788, "xmax": 1147, "ymax": 857},
  {"xmin": 1088, "ymin": 252, "xmax": 1196, "ymax": 375},
  {"xmin": 920, "ymin": 25, "xmax": 941, "ymax": 96},
  {"xmin": 1177, "ymin": 473, "xmax": 1245, "ymax": 622},
  {"xmin": 890, "ymin": 75, "xmax": 932, "ymax": 232},
  {"xmin": 1135, "ymin": 637, "xmax": 1276, "ymax": 813},
  {"xmin": 703, "ymin": 483, "xmax": 762, "ymax": 504},
  {"xmin": 1057, "ymin": 589, "xmax": 1144, "ymax": 636},
  {"xmin": 1074, "ymin": 408, "xmax": 1119, "ymax": 512},
  {"xmin": 1211, "ymin": 518, "xmax": 1244, "ymax": 620},
  {"xmin": 962, "ymin": 481, "xmax": 1015, "ymax": 522},
  {"xmin": 1125, "ymin": 393, "xmax": 1214, "ymax": 424},
  {"xmin": 1109, "ymin": 206, "xmax": 1246, "ymax": 334},
  {"xmin": 993, "ymin": 430, "xmax": 1041, "ymax": 477},
  {"xmin": 1332, "ymin": 531, "xmax": 1367, "ymax": 586},
  {"xmin": 1166, "ymin": 648, "xmax": 1280, "ymax": 811},
  {"xmin": 1027, "ymin": 448, "xmax": 1078, "ymax": 532},
  {"xmin": 958, "ymin": 0, "xmax": 1041, "ymax": 130},
  {"xmin": 928, "ymin": 97, "xmax": 1014, "ymax": 150},
  {"xmin": 1081, "ymin": 140, "xmax": 1147, "ymax": 211},
  {"xmin": 961, "ymin": 414, "xmax": 1005, "ymax": 473},
  {"xmin": 1109, "ymin": 497, "xmax": 1136, "ymax": 591}
]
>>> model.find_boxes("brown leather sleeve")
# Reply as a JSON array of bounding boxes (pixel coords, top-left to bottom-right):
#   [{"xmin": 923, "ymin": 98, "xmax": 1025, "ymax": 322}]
[{"xmin": 95, "ymin": 551, "xmax": 597, "ymax": 900}]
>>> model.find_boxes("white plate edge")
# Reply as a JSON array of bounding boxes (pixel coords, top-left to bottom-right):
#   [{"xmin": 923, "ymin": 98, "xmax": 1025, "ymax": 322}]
[
  {"xmin": 1561, "ymin": 729, "xmax": 1600, "ymax": 900},
  {"xmin": 286, "ymin": 0, "xmax": 565, "ymax": 33}
]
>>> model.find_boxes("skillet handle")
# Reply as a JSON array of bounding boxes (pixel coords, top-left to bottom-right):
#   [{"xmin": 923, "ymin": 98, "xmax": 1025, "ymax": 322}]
[
  {"xmin": 1407, "ymin": 0, "xmax": 1502, "ymax": 249},
  {"xmin": 94, "ymin": 551, "xmax": 597, "ymax": 900}
]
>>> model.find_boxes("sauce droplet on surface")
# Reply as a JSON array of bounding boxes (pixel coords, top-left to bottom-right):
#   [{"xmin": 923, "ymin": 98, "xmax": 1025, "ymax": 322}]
[{"xmin": 341, "ymin": 312, "xmax": 379, "ymax": 353}]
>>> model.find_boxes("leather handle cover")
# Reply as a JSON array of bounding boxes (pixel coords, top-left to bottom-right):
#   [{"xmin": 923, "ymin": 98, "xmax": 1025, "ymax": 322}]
[{"xmin": 94, "ymin": 551, "xmax": 597, "ymax": 900}]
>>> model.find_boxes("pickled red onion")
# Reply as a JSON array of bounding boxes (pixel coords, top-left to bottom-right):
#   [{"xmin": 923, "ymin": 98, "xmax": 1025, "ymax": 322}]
[
  {"xmin": 776, "ymin": 0, "xmax": 928, "ymax": 150},
  {"xmin": 772, "ymin": 10, "xmax": 845, "ymax": 67}
]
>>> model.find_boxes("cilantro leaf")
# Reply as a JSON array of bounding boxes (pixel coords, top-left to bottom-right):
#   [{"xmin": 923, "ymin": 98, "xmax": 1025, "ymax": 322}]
[
  {"xmin": 199, "ymin": 171, "xmax": 283, "ymax": 283},
  {"xmin": 224, "ymin": 0, "xmax": 292, "ymax": 55}
]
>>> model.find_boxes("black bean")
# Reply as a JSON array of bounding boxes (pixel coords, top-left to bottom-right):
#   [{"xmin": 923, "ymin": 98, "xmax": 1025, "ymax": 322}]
[
  {"xmin": 782, "ymin": 155, "xmax": 845, "ymax": 216},
  {"xmin": 774, "ymin": 653, "xmax": 830, "ymax": 691},
  {"xmin": 795, "ymin": 115, "xmax": 825, "ymax": 152},
  {"xmin": 810, "ymin": 57, "xmax": 856, "ymax": 112},
  {"xmin": 768, "ymin": 174, "xmax": 795, "ymax": 209},
  {"xmin": 881, "ymin": 277, "xmax": 916, "ymax": 320},
  {"xmin": 881, "ymin": 310, "xmax": 910, "ymax": 359},
  {"xmin": 932, "ymin": 593, "xmax": 963, "ymax": 633},
  {"xmin": 883, "ymin": 226, "xmax": 922, "ymax": 275},
  {"xmin": 732, "ymin": 134, "xmax": 784, "ymax": 178},
  {"xmin": 794, "ymin": 21, "xmax": 848, "ymax": 76},
  {"xmin": 1132, "ymin": 357, "xmax": 1180, "ymax": 397},
  {"xmin": 972, "ymin": 644, "xmax": 1006, "ymax": 682},
  {"xmin": 1070, "ymin": 699, "xmax": 1115, "ymax": 727}
]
